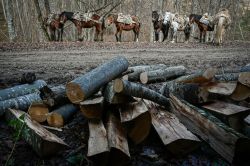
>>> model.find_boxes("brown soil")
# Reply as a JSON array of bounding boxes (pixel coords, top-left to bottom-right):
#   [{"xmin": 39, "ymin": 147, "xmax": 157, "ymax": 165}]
[{"xmin": 0, "ymin": 41, "xmax": 249, "ymax": 165}]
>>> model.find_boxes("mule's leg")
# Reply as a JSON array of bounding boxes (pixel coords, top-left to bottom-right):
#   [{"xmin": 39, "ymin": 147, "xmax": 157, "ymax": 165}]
[
  {"xmin": 119, "ymin": 30, "xmax": 122, "ymax": 42},
  {"xmin": 115, "ymin": 29, "xmax": 119, "ymax": 42},
  {"xmin": 60, "ymin": 28, "xmax": 64, "ymax": 41},
  {"xmin": 154, "ymin": 30, "xmax": 159, "ymax": 42},
  {"xmin": 203, "ymin": 31, "xmax": 206, "ymax": 43},
  {"xmin": 199, "ymin": 31, "xmax": 202, "ymax": 43},
  {"xmin": 77, "ymin": 26, "xmax": 83, "ymax": 41}
]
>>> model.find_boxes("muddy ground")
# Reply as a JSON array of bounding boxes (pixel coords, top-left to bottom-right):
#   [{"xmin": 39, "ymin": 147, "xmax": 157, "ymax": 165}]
[{"xmin": 0, "ymin": 41, "xmax": 250, "ymax": 165}]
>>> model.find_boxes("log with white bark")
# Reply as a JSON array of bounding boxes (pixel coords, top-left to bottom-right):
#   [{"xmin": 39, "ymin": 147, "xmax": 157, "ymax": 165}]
[
  {"xmin": 102, "ymin": 82, "xmax": 135, "ymax": 104},
  {"xmin": 176, "ymin": 68, "xmax": 217, "ymax": 84},
  {"xmin": 106, "ymin": 112, "xmax": 130, "ymax": 165},
  {"xmin": 66, "ymin": 56, "xmax": 129, "ymax": 103},
  {"xmin": 119, "ymin": 100, "xmax": 151, "ymax": 144},
  {"xmin": 230, "ymin": 83, "xmax": 250, "ymax": 101},
  {"xmin": 146, "ymin": 101, "xmax": 201, "ymax": 155},
  {"xmin": 113, "ymin": 79, "xmax": 169, "ymax": 106},
  {"xmin": 214, "ymin": 73, "xmax": 239, "ymax": 82},
  {"xmin": 203, "ymin": 101, "xmax": 250, "ymax": 131},
  {"xmin": 126, "ymin": 64, "xmax": 167, "ymax": 81},
  {"xmin": 5, "ymin": 109, "xmax": 68, "ymax": 157},
  {"xmin": 47, "ymin": 104, "xmax": 79, "ymax": 127},
  {"xmin": 0, "ymin": 92, "xmax": 42, "ymax": 116},
  {"xmin": 203, "ymin": 82, "xmax": 237, "ymax": 96},
  {"xmin": 140, "ymin": 66, "xmax": 186, "ymax": 84},
  {"xmin": 245, "ymin": 115, "xmax": 250, "ymax": 126},
  {"xmin": 170, "ymin": 94, "xmax": 250, "ymax": 164},
  {"xmin": 28, "ymin": 102, "xmax": 49, "ymax": 123},
  {"xmin": 80, "ymin": 96, "xmax": 104, "ymax": 119},
  {"xmin": 238, "ymin": 72, "xmax": 250, "ymax": 87},
  {"xmin": 0, "ymin": 80, "xmax": 46, "ymax": 101},
  {"xmin": 40, "ymin": 85, "xmax": 69, "ymax": 107}
]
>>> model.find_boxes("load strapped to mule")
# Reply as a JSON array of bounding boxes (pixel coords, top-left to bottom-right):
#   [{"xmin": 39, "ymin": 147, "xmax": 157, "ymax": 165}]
[
  {"xmin": 117, "ymin": 13, "xmax": 136, "ymax": 25},
  {"xmin": 199, "ymin": 13, "xmax": 213, "ymax": 27},
  {"xmin": 72, "ymin": 11, "xmax": 95, "ymax": 22},
  {"xmin": 213, "ymin": 8, "xmax": 231, "ymax": 29}
]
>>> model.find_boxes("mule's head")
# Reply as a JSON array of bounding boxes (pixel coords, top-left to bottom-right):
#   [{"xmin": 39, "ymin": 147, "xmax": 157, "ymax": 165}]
[
  {"xmin": 106, "ymin": 14, "xmax": 115, "ymax": 26},
  {"xmin": 59, "ymin": 11, "xmax": 73, "ymax": 24},
  {"xmin": 163, "ymin": 12, "xmax": 172, "ymax": 24},
  {"xmin": 152, "ymin": 11, "xmax": 159, "ymax": 22}
]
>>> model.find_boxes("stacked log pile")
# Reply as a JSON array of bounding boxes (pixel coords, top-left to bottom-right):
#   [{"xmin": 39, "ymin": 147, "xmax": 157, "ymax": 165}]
[{"xmin": 1, "ymin": 57, "xmax": 250, "ymax": 165}]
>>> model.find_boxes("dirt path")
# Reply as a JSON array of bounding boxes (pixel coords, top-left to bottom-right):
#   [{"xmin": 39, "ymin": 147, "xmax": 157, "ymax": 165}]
[{"xmin": 0, "ymin": 41, "xmax": 249, "ymax": 87}]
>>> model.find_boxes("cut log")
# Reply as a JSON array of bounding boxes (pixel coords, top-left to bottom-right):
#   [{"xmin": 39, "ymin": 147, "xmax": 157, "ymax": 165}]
[
  {"xmin": 238, "ymin": 72, "xmax": 250, "ymax": 87},
  {"xmin": 230, "ymin": 83, "xmax": 250, "ymax": 101},
  {"xmin": 66, "ymin": 56, "xmax": 129, "ymax": 103},
  {"xmin": 80, "ymin": 96, "xmax": 104, "ymax": 119},
  {"xmin": 245, "ymin": 115, "xmax": 250, "ymax": 125},
  {"xmin": 47, "ymin": 104, "xmax": 79, "ymax": 127},
  {"xmin": 241, "ymin": 64, "xmax": 250, "ymax": 72},
  {"xmin": 203, "ymin": 82, "xmax": 237, "ymax": 96},
  {"xmin": 106, "ymin": 112, "xmax": 130, "ymax": 166},
  {"xmin": 113, "ymin": 79, "xmax": 169, "ymax": 106},
  {"xmin": 147, "ymin": 101, "xmax": 200, "ymax": 155},
  {"xmin": 119, "ymin": 100, "xmax": 151, "ymax": 144},
  {"xmin": 88, "ymin": 120, "xmax": 109, "ymax": 156},
  {"xmin": 40, "ymin": 85, "xmax": 69, "ymax": 107},
  {"xmin": 127, "ymin": 64, "xmax": 167, "ymax": 81},
  {"xmin": 102, "ymin": 82, "xmax": 135, "ymax": 104},
  {"xmin": 0, "ymin": 79, "xmax": 46, "ymax": 101},
  {"xmin": 0, "ymin": 92, "xmax": 42, "ymax": 116},
  {"xmin": 203, "ymin": 101, "xmax": 250, "ymax": 131},
  {"xmin": 170, "ymin": 94, "xmax": 250, "ymax": 164},
  {"xmin": 214, "ymin": 73, "xmax": 239, "ymax": 82},
  {"xmin": 140, "ymin": 65, "xmax": 186, "ymax": 84},
  {"xmin": 5, "ymin": 109, "xmax": 68, "ymax": 157},
  {"xmin": 28, "ymin": 102, "xmax": 49, "ymax": 123},
  {"xmin": 160, "ymin": 81, "xmax": 209, "ymax": 104},
  {"xmin": 20, "ymin": 72, "xmax": 36, "ymax": 84},
  {"xmin": 176, "ymin": 68, "xmax": 217, "ymax": 84}
]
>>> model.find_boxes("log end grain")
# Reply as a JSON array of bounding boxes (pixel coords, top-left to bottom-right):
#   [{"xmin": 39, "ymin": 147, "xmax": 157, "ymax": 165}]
[
  {"xmin": 113, "ymin": 79, "xmax": 124, "ymax": 93},
  {"xmin": 28, "ymin": 103, "xmax": 49, "ymax": 123},
  {"xmin": 66, "ymin": 82, "xmax": 85, "ymax": 103},
  {"xmin": 140, "ymin": 72, "xmax": 148, "ymax": 84},
  {"xmin": 47, "ymin": 112, "xmax": 64, "ymax": 128}
]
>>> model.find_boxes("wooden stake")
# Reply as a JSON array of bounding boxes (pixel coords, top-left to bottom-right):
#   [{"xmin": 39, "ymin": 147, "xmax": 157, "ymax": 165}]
[
  {"xmin": 170, "ymin": 94, "xmax": 250, "ymax": 164},
  {"xmin": 5, "ymin": 109, "xmax": 68, "ymax": 157},
  {"xmin": 66, "ymin": 56, "xmax": 129, "ymax": 103}
]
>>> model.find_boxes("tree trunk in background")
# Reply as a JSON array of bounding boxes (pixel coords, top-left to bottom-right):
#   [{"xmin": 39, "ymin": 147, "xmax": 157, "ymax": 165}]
[
  {"xmin": 4, "ymin": 0, "xmax": 16, "ymax": 41},
  {"xmin": 33, "ymin": 0, "xmax": 50, "ymax": 41},
  {"xmin": 44, "ymin": 0, "xmax": 50, "ymax": 17}
]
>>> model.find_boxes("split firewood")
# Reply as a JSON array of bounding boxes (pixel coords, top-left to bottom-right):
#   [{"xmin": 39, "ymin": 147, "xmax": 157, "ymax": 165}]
[
  {"xmin": 147, "ymin": 101, "xmax": 200, "ymax": 155},
  {"xmin": 66, "ymin": 56, "xmax": 129, "ymax": 103},
  {"xmin": 170, "ymin": 94, "xmax": 250, "ymax": 164},
  {"xmin": 0, "ymin": 92, "xmax": 42, "ymax": 116},
  {"xmin": 87, "ymin": 120, "xmax": 109, "ymax": 157},
  {"xmin": 125, "ymin": 64, "xmax": 167, "ymax": 81},
  {"xmin": 113, "ymin": 79, "xmax": 169, "ymax": 106},
  {"xmin": 238, "ymin": 72, "xmax": 250, "ymax": 87},
  {"xmin": 5, "ymin": 109, "xmax": 68, "ymax": 157},
  {"xmin": 203, "ymin": 82, "xmax": 237, "ymax": 96},
  {"xmin": 176, "ymin": 68, "xmax": 217, "ymax": 84},
  {"xmin": 20, "ymin": 72, "xmax": 36, "ymax": 84},
  {"xmin": 47, "ymin": 104, "xmax": 79, "ymax": 127},
  {"xmin": 214, "ymin": 73, "xmax": 239, "ymax": 82},
  {"xmin": 106, "ymin": 112, "xmax": 130, "ymax": 166},
  {"xmin": 119, "ymin": 100, "xmax": 151, "ymax": 144},
  {"xmin": 0, "ymin": 79, "xmax": 46, "ymax": 101},
  {"xmin": 28, "ymin": 102, "xmax": 49, "ymax": 123},
  {"xmin": 230, "ymin": 83, "xmax": 250, "ymax": 101},
  {"xmin": 245, "ymin": 114, "xmax": 250, "ymax": 125},
  {"xmin": 140, "ymin": 65, "xmax": 186, "ymax": 84},
  {"xmin": 160, "ymin": 81, "xmax": 209, "ymax": 104},
  {"xmin": 203, "ymin": 101, "xmax": 250, "ymax": 131},
  {"xmin": 40, "ymin": 85, "xmax": 69, "ymax": 107},
  {"xmin": 80, "ymin": 96, "xmax": 104, "ymax": 119},
  {"xmin": 102, "ymin": 82, "xmax": 135, "ymax": 104}
]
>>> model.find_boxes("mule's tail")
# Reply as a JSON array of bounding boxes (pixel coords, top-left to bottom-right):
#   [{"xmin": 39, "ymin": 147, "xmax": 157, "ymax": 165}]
[{"xmin": 215, "ymin": 17, "xmax": 224, "ymax": 45}]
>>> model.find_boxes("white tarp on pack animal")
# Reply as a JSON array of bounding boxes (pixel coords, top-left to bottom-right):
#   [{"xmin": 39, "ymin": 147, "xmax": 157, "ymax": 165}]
[
  {"xmin": 200, "ymin": 13, "xmax": 213, "ymax": 27},
  {"xmin": 73, "ymin": 12, "xmax": 94, "ymax": 22},
  {"xmin": 172, "ymin": 13, "xmax": 189, "ymax": 30},
  {"xmin": 117, "ymin": 13, "xmax": 135, "ymax": 24},
  {"xmin": 213, "ymin": 9, "xmax": 231, "ymax": 29}
]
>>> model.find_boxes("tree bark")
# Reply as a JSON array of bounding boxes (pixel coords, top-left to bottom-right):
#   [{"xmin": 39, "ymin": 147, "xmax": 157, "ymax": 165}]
[
  {"xmin": 113, "ymin": 79, "xmax": 169, "ymax": 106},
  {"xmin": 119, "ymin": 100, "xmax": 151, "ymax": 144},
  {"xmin": 44, "ymin": 0, "xmax": 51, "ymax": 17},
  {"xmin": 106, "ymin": 112, "xmax": 130, "ymax": 165},
  {"xmin": 0, "ymin": 92, "xmax": 42, "ymax": 116},
  {"xmin": 28, "ymin": 102, "xmax": 49, "ymax": 123},
  {"xmin": 170, "ymin": 94, "xmax": 250, "ymax": 164},
  {"xmin": 4, "ymin": 0, "xmax": 15, "ymax": 41},
  {"xmin": 5, "ymin": 109, "xmax": 68, "ymax": 157},
  {"xmin": 66, "ymin": 56, "xmax": 129, "ymax": 103},
  {"xmin": 140, "ymin": 66, "xmax": 186, "ymax": 84},
  {"xmin": 147, "ymin": 101, "xmax": 201, "ymax": 155},
  {"xmin": 33, "ymin": 0, "xmax": 50, "ymax": 41},
  {"xmin": 80, "ymin": 96, "xmax": 104, "ymax": 119},
  {"xmin": 176, "ymin": 68, "xmax": 217, "ymax": 84},
  {"xmin": 47, "ymin": 104, "xmax": 79, "ymax": 127},
  {"xmin": 0, "ymin": 79, "xmax": 46, "ymax": 101},
  {"xmin": 126, "ymin": 64, "xmax": 167, "ymax": 82}
]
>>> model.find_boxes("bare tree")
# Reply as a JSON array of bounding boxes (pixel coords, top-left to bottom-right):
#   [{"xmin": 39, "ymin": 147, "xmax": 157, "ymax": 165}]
[{"xmin": 4, "ymin": 0, "xmax": 16, "ymax": 41}]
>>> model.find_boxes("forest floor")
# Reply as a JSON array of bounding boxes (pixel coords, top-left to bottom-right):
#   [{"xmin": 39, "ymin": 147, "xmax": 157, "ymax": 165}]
[{"xmin": 0, "ymin": 41, "xmax": 250, "ymax": 165}]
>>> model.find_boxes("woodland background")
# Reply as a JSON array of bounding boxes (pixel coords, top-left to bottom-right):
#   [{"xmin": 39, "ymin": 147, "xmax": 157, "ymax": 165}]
[{"xmin": 0, "ymin": 0, "xmax": 249, "ymax": 42}]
